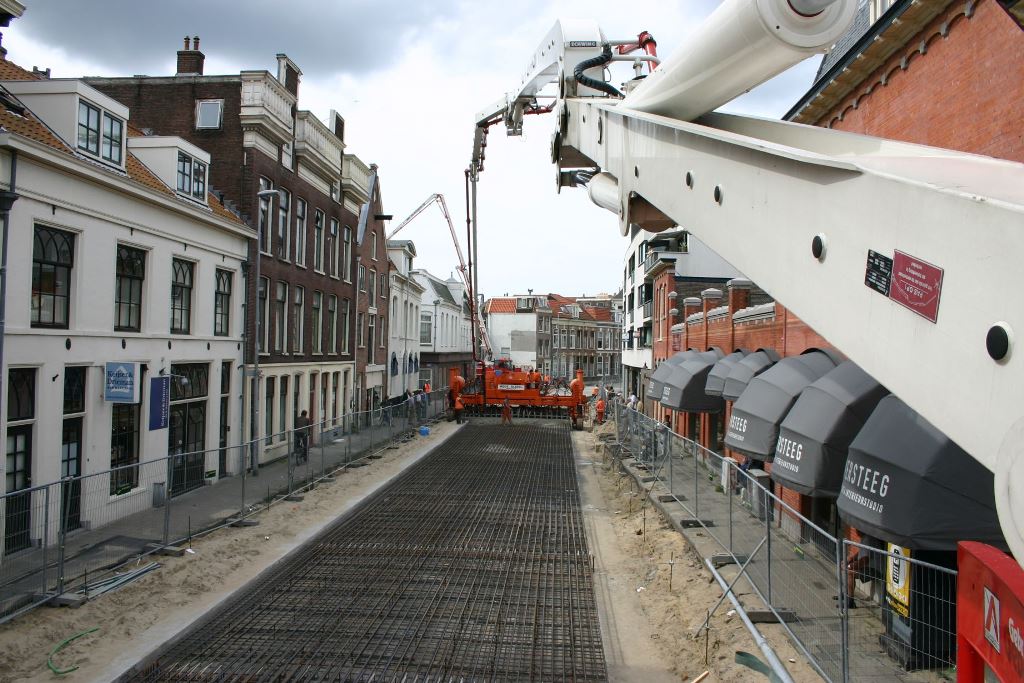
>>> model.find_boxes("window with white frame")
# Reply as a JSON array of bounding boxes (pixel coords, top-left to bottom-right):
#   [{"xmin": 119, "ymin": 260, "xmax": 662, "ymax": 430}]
[
  {"xmin": 358, "ymin": 264, "xmax": 365, "ymax": 292},
  {"xmin": 368, "ymin": 315, "xmax": 376, "ymax": 363},
  {"xmin": 313, "ymin": 210, "xmax": 325, "ymax": 271},
  {"xmin": 328, "ymin": 295, "xmax": 337, "ymax": 353},
  {"xmin": 177, "ymin": 151, "xmax": 207, "ymax": 201},
  {"xmin": 368, "ymin": 269, "xmax": 376, "ymax": 301},
  {"xmin": 276, "ymin": 189, "xmax": 290, "ymax": 260},
  {"xmin": 257, "ymin": 276, "xmax": 268, "ymax": 351},
  {"xmin": 32, "ymin": 226, "xmax": 75, "ymax": 329},
  {"xmin": 213, "ymin": 269, "xmax": 231, "ymax": 337},
  {"xmin": 312, "ymin": 291, "xmax": 322, "ymax": 354},
  {"xmin": 292, "ymin": 286, "xmax": 304, "ymax": 353},
  {"xmin": 258, "ymin": 177, "xmax": 272, "ymax": 254},
  {"xmin": 357, "ymin": 311, "xmax": 365, "ymax": 347},
  {"xmin": 342, "ymin": 226, "xmax": 352, "ymax": 280},
  {"xmin": 115, "ymin": 244, "xmax": 145, "ymax": 332},
  {"xmin": 329, "ymin": 218, "xmax": 339, "ymax": 277},
  {"xmin": 274, "ymin": 281, "xmax": 287, "ymax": 352},
  {"xmin": 379, "ymin": 273, "xmax": 387, "ymax": 300},
  {"xmin": 78, "ymin": 100, "xmax": 124, "ymax": 166},
  {"xmin": 341, "ymin": 298, "xmax": 351, "ymax": 353},
  {"xmin": 170, "ymin": 259, "xmax": 194, "ymax": 335},
  {"xmin": 419, "ymin": 313, "xmax": 432, "ymax": 344},
  {"xmin": 195, "ymin": 99, "xmax": 223, "ymax": 129},
  {"xmin": 371, "ymin": 232, "xmax": 378, "ymax": 260},
  {"xmin": 294, "ymin": 198, "xmax": 307, "ymax": 266}
]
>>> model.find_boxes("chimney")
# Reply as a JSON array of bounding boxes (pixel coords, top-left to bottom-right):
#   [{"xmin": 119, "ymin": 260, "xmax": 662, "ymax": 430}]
[
  {"xmin": 329, "ymin": 110, "xmax": 346, "ymax": 145},
  {"xmin": 682, "ymin": 296, "xmax": 701, "ymax": 350},
  {"xmin": 276, "ymin": 54, "xmax": 301, "ymax": 96},
  {"xmin": 727, "ymin": 279, "xmax": 752, "ymax": 316},
  {"xmin": 726, "ymin": 278, "xmax": 751, "ymax": 352},
  {"xmin": 176, "ymin": 36, "xmax": 205, "ymax": 76},
  {"xmin": 701, "ymin": 288, "xmax": 723, "ymax": 351}
]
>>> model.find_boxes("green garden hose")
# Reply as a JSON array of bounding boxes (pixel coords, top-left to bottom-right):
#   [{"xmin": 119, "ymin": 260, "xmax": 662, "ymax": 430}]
[{"xmin": 47, "ymin": 627, "xmax": 98, "ymax": 675}]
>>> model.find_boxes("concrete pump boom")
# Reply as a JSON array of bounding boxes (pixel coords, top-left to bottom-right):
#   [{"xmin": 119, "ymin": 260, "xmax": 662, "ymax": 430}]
[
  {"xmin": 472, "ymin": 0, "xmax": 1024, "ymax": 564},
  {"xmin": 387, "ymin": 193, "xmax": 493, "ymax": 359}
]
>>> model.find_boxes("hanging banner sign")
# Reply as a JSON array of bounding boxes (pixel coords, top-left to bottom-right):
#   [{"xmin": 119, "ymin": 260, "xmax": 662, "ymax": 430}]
[
  {"xmin": 104, "ymin": 362, "xmax": 140, "ymax": 403},
  {"xmin": 149, "ymin": 376, "xmax": 170, "ymax": 430}
]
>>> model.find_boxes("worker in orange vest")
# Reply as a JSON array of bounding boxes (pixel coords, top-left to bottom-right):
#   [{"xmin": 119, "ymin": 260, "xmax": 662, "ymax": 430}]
[
  {"xmin": 596, "ymin": 397, "xmax": 606, "ymax": 424},
  {"xmin": 454, "ymin": 396, "xmax": 465, "ymax": 424},
  {"xmin": 501, "ymin": 397, "xmax": 513, "ymax": 425}
]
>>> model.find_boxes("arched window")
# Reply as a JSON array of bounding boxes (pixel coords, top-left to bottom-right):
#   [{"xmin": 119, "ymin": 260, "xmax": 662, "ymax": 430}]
[
  {"xmin": 32, "ymin": 226, "xmax": 75, "ymax": 328},
  {"xmin": 390, "ymin": 352, "xmax": 398, "ymax": 376}
]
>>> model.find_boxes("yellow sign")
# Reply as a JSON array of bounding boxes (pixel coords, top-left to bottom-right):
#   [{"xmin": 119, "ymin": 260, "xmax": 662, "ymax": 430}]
[{"xmin": 885, "ymin": 543, "xmax": 911, "ymax": 618}]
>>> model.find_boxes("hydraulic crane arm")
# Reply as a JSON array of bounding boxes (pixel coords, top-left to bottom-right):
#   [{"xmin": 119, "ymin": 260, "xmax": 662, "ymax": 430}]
[
  {"xmin": 388, "ymin": 193, "xmax": 493, "ymax": 359},
  {"xmin": 474, "ymin": 0, "xmax": 1024, "ymax": 562}
]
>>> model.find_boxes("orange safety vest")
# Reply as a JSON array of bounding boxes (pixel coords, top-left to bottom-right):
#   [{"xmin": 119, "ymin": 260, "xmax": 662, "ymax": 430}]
[
  {"xmin": 596, "ymin": 399, "xmax": 605, "ymax": 412},
  {"xmin": 454, "ymin": 397, "xmax": 464, "ymax": 410}
]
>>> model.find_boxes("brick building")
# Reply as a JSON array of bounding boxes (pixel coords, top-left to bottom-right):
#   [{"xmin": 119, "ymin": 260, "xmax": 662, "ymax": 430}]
[
  {"xmin": 86, "ymin": 39, "xmax": 388, "ymax": 463},
  {"xmin": 655, "ymin": 0, "xmax": 1024, "ymax": 539}
]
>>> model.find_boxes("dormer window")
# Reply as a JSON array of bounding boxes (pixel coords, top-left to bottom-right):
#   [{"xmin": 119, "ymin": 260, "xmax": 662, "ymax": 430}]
[
  {"xmin": 78, "ymin": 100, "xmax": 123, "ymax": 165},
  {"xmin": 176, "ymin": 151, "xmax": 207, "ymax": 200}
]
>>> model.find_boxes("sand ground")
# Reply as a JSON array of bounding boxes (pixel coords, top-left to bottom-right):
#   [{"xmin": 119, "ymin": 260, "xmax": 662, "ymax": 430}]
[{"xmin": 0, "ymin": 420, "xmax": 819, "ymax": 682}]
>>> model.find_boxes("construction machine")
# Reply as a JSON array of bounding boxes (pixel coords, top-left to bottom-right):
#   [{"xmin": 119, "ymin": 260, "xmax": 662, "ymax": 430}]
[
  {"xmin": 448, "ymin": 364, "xmax": 589, "ymax": 427},
  {"xmin": 465, "ymin": 0, "xmax": 1024, "ymax": 646},
  {"xmin": 388, "ymin": 193, "xmax": 493, "ymax": 360}
]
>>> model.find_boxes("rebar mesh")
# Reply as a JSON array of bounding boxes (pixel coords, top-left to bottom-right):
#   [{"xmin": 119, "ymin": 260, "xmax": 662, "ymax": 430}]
[{"xmin": 121, "ymin": 422, "xmax": 607, "ymax": 682}]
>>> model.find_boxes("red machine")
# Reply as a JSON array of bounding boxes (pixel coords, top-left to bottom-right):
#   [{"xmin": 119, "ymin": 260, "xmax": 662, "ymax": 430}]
[{"xmin": 449, "ymin": 363, "xmax": 589, "ymax": 427}]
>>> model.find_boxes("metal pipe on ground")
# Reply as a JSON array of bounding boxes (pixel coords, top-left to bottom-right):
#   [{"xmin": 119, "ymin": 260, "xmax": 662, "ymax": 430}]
[{"xmin": 704, "ymin": 557, "xmax": 795, "ymax": 683}]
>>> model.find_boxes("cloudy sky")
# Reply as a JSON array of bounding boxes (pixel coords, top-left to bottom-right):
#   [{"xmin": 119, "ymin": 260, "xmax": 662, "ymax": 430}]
[{"xmin": 5, "ymin": 0, "xmax": 825, "ymax": 299}]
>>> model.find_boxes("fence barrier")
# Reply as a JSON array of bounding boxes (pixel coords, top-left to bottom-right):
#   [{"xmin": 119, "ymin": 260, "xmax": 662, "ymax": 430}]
[
  {"xmin": 0, "ymin": 389, "xmax": 450, "ymax": 624},
  {"xmin": 605, "ymin": 403, "xmax": 957, "ymax": 683}
]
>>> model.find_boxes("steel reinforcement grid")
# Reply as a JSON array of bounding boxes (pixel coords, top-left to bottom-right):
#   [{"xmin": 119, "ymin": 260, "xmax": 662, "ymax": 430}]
[{"xmin": 121, "ymin": 422, "xmax": 607, "ymax": 682}]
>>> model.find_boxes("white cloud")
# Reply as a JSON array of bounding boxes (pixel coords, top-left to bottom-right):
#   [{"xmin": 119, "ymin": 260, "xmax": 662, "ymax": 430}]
[{"xmin": 4, "ymin": 1, "xmax": 825, "ymax": 298}]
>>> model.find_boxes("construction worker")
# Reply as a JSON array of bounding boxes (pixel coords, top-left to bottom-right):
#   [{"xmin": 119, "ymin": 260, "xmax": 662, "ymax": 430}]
[
  {"xmin": 596, "ymin": 397, "xmax": 606, "ymax": 424},
  {"xmin": 501, "ymin": 398, "xmax": 513, "ymax": 425},
  {"xmin": 454, "ymin": 395, "xmax": 465, "ymax": 424}
]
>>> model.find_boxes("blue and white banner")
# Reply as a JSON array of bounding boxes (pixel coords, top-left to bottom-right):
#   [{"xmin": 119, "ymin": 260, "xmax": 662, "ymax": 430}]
[{"xmin": 104, "ymin": 362, "xmax": 140, "ymax": 403}]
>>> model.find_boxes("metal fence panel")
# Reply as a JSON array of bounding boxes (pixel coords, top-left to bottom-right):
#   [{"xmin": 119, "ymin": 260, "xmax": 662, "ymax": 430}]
[
  {"xmin": 0, "ymin": 390, "xmax": 449, "ymax": 624},
  {"xmin": 843, "ymin": 540, "xmax": 957, "ymax": 679},
  {"xmin": 613, "ymin": 407, "xmax": 958, "ymax": 683}
]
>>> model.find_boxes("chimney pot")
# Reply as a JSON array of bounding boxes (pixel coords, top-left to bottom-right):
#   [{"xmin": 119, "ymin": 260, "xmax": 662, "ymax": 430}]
[
  {"xmin": 183, "ymin": 36, "xmax": 190, "ymax": 50},
  {"xmin": 193, "ymin": 36, "xmax": 200, "ymax": 50}
]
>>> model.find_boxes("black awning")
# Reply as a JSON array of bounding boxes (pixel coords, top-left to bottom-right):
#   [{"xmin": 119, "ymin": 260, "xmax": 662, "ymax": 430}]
[
  {"xmin": 647, "ymin": 350, "xmax": 696, "ymax": 399},
  {"xmin": 837, "ymin": 396, "xmax": 1004, "ymax": 551},
  {"xmin": 661, "ymin": 349, "xmax": 725, "ymax": 412},
  {"xmin": 721, "ymin": 349, "xmax": 781, "ymax": 402},
  {"xmin": 770, "ymin": 361, "xmax": 888, "ymax": 497},
  {"xmin": 724, "ymin": 350, "xmax": 838, "ymax": 460},
  {"xmin": 705, "ymin": 350, "xmax": 750, "ymax": 397}
]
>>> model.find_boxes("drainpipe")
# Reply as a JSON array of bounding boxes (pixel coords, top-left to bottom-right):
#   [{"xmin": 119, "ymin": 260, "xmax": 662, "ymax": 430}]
[{"xmin": 0, "ymin": 145, "xmax": 20, "ymax": 417}]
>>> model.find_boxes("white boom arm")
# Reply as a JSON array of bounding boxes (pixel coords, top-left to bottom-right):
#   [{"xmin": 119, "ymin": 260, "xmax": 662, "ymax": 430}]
[
  {"xmin": 388, "ymin": 193, "xmax": 493, "ymax": 359},
  {"xmin": 475, "ymin": 0, "xmax": 1024, "ymax": 562}
]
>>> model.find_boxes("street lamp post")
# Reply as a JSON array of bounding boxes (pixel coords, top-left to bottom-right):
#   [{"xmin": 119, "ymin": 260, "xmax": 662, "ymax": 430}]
[{"xmin": 251, "ymin": 188, "xmax": 280, "ymax": 475}]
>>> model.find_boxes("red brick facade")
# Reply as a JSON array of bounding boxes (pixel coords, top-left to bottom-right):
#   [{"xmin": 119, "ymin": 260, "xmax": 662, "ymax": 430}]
[{"xmin": 813, "ymin": 0, "xmax": 1024, "ymax": 163}]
